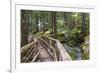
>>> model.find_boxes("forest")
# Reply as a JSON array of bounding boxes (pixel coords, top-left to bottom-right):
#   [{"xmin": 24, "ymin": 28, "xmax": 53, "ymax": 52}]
[{"xmin": 21, "ymin": 10, "xmax": 90, "ymax": 63}]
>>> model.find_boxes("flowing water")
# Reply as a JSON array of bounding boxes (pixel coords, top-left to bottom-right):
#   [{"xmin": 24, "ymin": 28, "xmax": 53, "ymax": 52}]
[{"xmin": 63, "ymin": 44, "xmax": 82, "ymax": 60}]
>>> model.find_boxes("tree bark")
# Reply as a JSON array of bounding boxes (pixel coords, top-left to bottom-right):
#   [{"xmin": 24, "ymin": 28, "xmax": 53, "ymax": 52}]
[
  {"xmin": 64, "ymin": 12, "xmax": 67, "ymax": 25},
  {"xmin": 51, "ymin": 12, "xmax": 57, "ymax": 38},
  {"xmin": 21, "ymin": 10, "xmax": 29, "ymax": 47},
  {"xmin": 81, "ymin": 13, "xmax": 86, "ymax": 37},
  {"xmin": 35, "ymin": 16, "xmax": 39, "ymax": 32}
]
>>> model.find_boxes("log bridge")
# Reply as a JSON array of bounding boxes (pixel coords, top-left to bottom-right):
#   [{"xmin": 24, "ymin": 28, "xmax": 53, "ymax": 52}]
[{"xmin": 21, "ymin": 36, "xmax": 72, "ymax": 63}]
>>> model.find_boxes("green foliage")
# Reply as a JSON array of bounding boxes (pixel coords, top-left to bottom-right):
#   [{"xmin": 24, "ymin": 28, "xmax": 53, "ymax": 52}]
[
  {"xmin": 66, "ymin": 27, "xmax": 82, "ymax": 47},
  {"xmin": 69, "ymin": 50, "xmax": 77, "ymax": 60},
  {"xmin": 81, "ymin": 35, "xmax": 89, "ymax": 60},
  {"xmin": 82, "ymin": 51, "xmax": 89, "ymax": 59}
]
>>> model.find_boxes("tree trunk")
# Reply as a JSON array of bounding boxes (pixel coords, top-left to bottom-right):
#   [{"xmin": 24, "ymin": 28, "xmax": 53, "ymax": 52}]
[
  {"xmin": 64, "ymin": 12, "xmax": 67, "ymax": 25},
  {"xmin": 81, "ymin": 13, "xmax": 86, "ymax": 37},
  {"xmin": 51, "ymin": 12, "xmax": 57, "ymax": 38},
  {"xmin": 35, "ymin": 16, "xmax": 39, "ymax": 32},
  {"xmin": 21, "ymin": 10, "xmax": 29, "ymax": 47}
]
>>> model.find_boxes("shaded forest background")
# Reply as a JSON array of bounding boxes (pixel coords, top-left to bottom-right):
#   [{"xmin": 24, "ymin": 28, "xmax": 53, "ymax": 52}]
[{"xmin": 21, "ymin": 10, "xmax": 90, "ymax": 60}]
